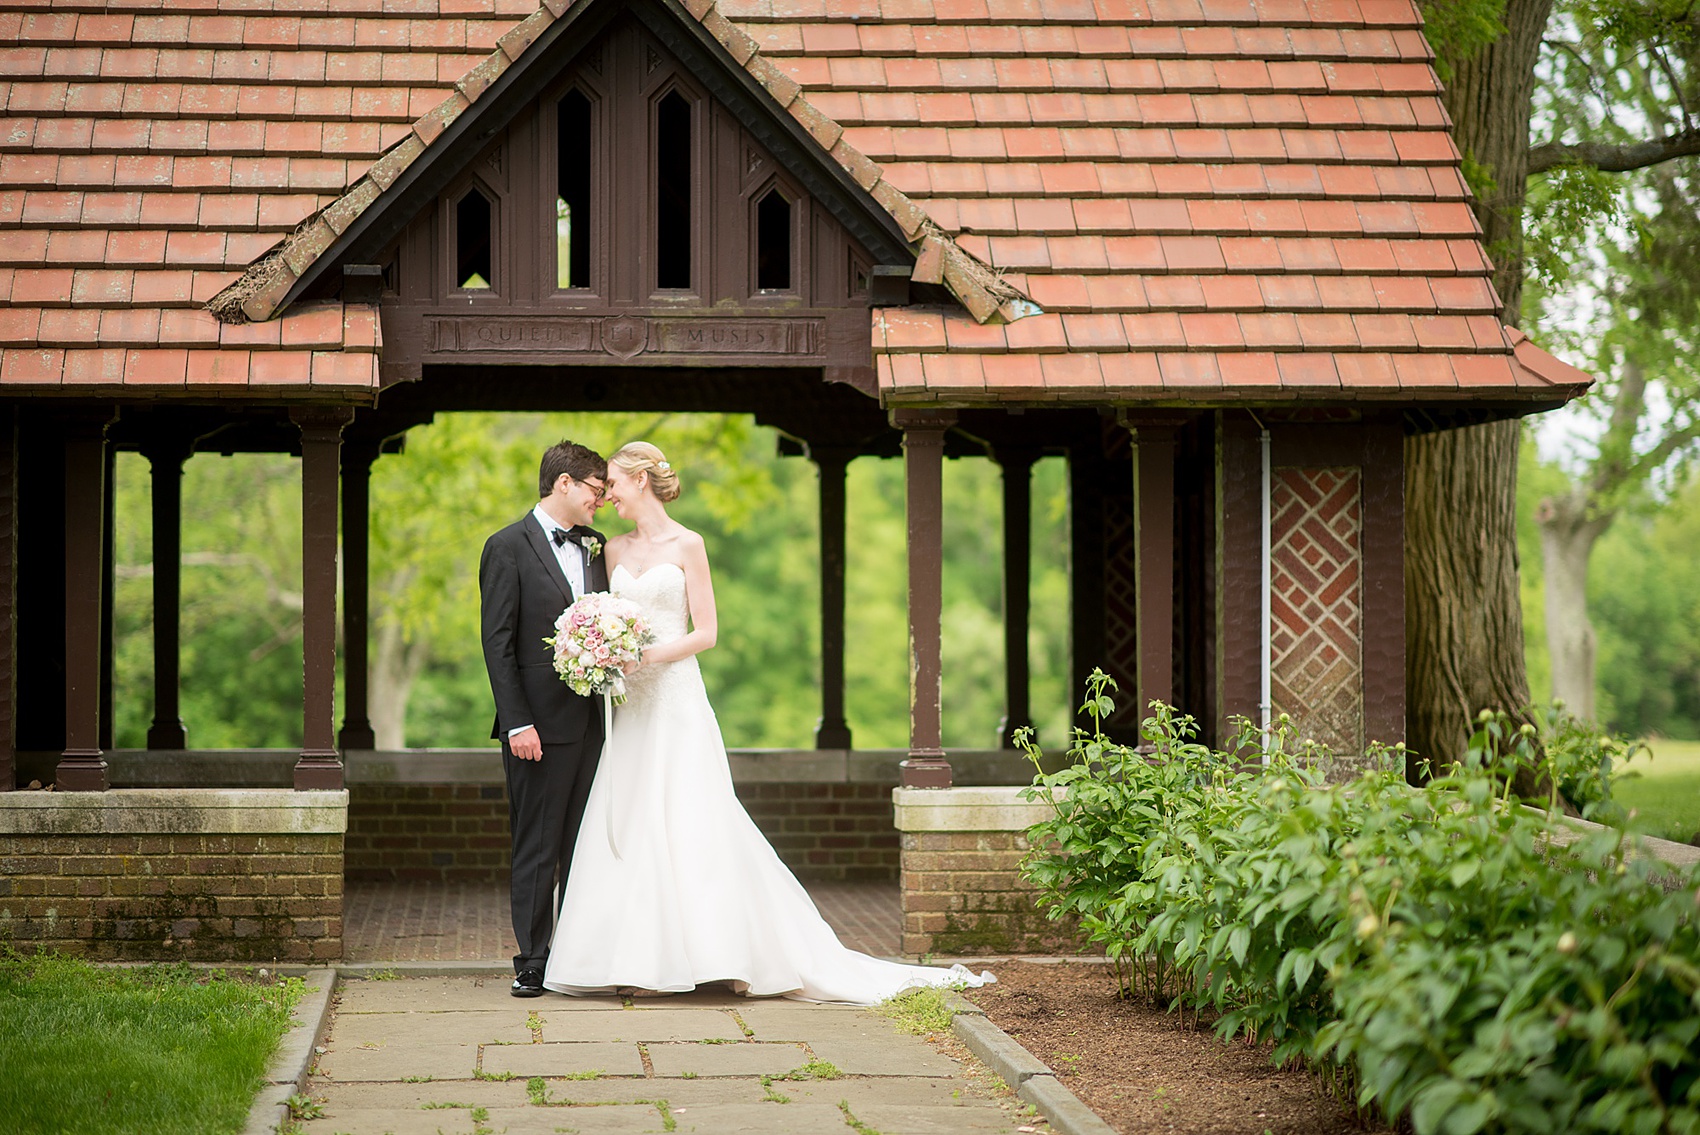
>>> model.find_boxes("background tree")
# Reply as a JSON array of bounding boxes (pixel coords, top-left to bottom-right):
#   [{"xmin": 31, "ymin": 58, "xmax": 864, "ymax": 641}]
[
  {"xmin": 1523, "ymin": 1, "xmax": 1700, "ymax": 722},
  {"xmin": 1407, "ymin": 0, "xmax": 1700, "ymax": 763}
]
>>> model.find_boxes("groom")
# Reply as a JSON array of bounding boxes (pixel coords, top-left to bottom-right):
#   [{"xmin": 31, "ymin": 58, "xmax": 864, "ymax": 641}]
[{"xmin": 479, "ymin": 440, "xmax": 610, "ymax": 997}]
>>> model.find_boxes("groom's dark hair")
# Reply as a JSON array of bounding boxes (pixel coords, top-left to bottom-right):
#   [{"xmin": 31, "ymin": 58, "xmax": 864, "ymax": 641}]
[{"xmin": 539, "ymin": 440, "xmax": 607, "ymax": 498}]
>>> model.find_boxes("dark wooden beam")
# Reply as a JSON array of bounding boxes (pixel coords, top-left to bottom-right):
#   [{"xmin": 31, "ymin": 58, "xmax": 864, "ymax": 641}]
[
  {"xmin": 291, "ymin": 407, "xmax": 354, "ymax": 790},
  {"xmin": 141, "ymin": 438, "xmax": 193, "ymax": 750},
  {"xmin": 0, "ymin": 409, "xmax": 15, "ymax": 791},
  {"xmin": 338, "ymin": 439, "xmax": 380, "ymax": 751},
  {"xmin": 1067, "ymin": 434, "xmax": 1106, "ymax": 730},
  {"xmin": 994, "ymin": 445, "xmax": 1039, "ymax": 748},
  {"xmin": 57, "ymin": 410, "xmax": 115, "ymax": 791},
  {"xmin": 1129, "ymin": 417, "xmax": 1178, "ymax": 720},
  {"xmin": 99, "ymin": 443, "xmax": 115, "ymax": 752},
  {"xmin": 813, "ymin": 446, "xmax": 853, "ymax": 750},
  {"xmin": 894, "ymin": 408, "xmax": 955, "ymax": 788}
]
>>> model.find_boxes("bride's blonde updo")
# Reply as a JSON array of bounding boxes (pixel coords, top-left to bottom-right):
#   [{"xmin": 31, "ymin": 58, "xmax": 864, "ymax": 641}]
[{"xmin": 610, "ymin": 441, "xmax": 681, "ymax": 502}]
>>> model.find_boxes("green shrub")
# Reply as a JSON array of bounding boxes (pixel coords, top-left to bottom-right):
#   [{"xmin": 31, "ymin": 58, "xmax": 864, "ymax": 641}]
[{"xmin": 1019, "ymin": 674, "xmax": 1700, "ymax": 1135}]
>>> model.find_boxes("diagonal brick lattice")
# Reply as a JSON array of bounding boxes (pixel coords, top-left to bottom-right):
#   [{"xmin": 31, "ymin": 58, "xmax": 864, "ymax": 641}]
[{"xmin": 1270, "ymin": 468, "xmax": 1364, "ymax": 755}]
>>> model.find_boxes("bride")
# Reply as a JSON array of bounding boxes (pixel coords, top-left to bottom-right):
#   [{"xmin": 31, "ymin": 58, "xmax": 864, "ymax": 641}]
[{"xmin": 542, "ymin": 441, "xmax": 992, "ymax": 1005}]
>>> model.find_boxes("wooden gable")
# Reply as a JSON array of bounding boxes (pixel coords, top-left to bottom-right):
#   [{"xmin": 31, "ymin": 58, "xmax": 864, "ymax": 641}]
[{"xmin": 352, "ymin": 15, "xmax": 885, "ymax": 383}]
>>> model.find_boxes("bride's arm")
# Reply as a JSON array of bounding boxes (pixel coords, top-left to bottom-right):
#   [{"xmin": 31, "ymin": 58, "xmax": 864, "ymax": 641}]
[{"xmin": 638, "ymin": 531, "xmax": 717, "ymax": 665}]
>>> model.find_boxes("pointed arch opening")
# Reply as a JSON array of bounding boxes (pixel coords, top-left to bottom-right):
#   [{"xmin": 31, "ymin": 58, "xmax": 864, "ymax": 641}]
[
  {"xmin": 556, "ymin": 89, "xmax": 592, "ymax": 291},
  {"xmin": 756, "ymin": 187, "xmax": 792, "ymax": 293},
  {"xmin": 655, "ymin": 90, "xmax": 693, "ymax": 291},
  {"xmin": 455, "ymin": 187, "xmax": 494, "ymax": 291}
]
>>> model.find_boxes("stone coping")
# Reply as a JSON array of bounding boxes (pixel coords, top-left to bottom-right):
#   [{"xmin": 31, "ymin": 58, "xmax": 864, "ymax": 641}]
[
  {"xmin": 1531, "ymin": 807, "xmax": 1700, "ymax": 873},
  {"xmin": 16, "ymin": 748, "xmax": 1042, "ymax": 788},
  {"xmin": 0, "ymin": 788, "xmax": 349, "ymax": 834},
  {"xmin": 893, "ymin": 785, "xmax": 1056, "ymax": 833}
]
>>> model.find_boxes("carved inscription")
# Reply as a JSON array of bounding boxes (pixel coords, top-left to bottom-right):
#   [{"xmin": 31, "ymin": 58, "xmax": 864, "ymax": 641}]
[
  {"xmin": 428, "ymin": 316, "xmax": 825, "ymax": 360},
  {"xmin": 432, "ymin": 317, "xmax": 597, "ymax": 352},
  {"xmin": 650, "ymin": 318, "xmax": 823, "ymax": 356}
]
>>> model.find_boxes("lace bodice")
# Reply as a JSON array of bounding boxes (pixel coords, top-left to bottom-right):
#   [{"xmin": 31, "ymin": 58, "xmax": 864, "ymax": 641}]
[{"xmin": 610, "ymin": 562, "xmax": 699, "ymax": 707}]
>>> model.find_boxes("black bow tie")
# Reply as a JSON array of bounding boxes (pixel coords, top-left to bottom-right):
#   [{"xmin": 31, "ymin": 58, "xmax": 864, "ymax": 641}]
[{"xmin": 551, "ymin": 528, "xmax": 572, "ymax": 548}]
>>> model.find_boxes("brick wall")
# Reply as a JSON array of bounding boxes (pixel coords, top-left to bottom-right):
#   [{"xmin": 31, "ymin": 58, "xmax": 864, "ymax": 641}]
[
  {"xmin": 344, "ymin": 784, "xmax": 510, "ymax": 884},
  {"xmin": 344, "ymin": 780, "xmax": 901, "ymax": 884},
  {"xmin": 734, "ymin": 782, "xmax": 900, "ymax": 882},
  {"xmin": 0, "ymin": 831, "xmax": 342, "ymax": 962},
  {"xmin": 899, "ymin": 830, "xmax": 1073, "ymax": 956},
  {"xmin": 892, "ymin": 786, "xmax": 1085, "ymax": 957}
]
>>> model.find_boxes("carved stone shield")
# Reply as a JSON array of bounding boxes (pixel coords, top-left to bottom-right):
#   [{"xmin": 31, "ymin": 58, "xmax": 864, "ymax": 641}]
[{"xmin": 601, "ymin": 316, "xmax": 647, "ymax": 360}]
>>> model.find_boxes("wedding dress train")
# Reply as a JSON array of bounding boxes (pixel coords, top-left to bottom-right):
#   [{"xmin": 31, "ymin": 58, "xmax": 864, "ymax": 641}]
[{"xmin": 542, "ymin": 562, "xmax": 993, "ymax": 1005}]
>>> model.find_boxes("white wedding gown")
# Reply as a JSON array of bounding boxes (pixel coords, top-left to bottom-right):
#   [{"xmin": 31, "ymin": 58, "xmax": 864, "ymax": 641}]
[{"xmin": 542, "ymin": 562, "xmax": 993, "ymax": 1004}]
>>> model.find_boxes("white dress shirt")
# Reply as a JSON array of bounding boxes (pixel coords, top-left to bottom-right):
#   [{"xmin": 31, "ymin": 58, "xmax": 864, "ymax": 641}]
[
  {"xmin": 533, "ymin": 502, "xmax": 587, "ymax": 598},
  {"xmin": 509, "ymin": 504, "xmax": 589, "ymax": 740}
]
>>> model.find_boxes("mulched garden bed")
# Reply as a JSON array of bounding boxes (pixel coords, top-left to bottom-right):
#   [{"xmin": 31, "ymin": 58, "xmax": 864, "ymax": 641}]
[{"xmin": 964, "ymin": 960, "xmax": 1391, "ymax": 1135}]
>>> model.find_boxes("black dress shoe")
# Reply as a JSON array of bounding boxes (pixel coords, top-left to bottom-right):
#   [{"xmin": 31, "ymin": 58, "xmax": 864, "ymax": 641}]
[{"xmin": 511, "ymin": 968, "xmax": 545, "ymax": 997}]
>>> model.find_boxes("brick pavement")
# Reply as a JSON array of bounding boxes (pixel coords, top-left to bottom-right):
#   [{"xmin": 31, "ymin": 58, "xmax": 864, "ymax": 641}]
[
  {"xmin": 343, "ymin": 880, "xmax": 902, "ymax": 964},
  {"xmin": 301, "ymin": 976, "xmax": 1033, "ymax": 1135}
]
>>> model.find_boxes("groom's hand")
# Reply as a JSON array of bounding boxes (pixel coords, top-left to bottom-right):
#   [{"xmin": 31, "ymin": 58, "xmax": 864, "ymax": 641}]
[{"xmin": 510, "ymin": 726, "xmax": 543, "ymax": 761}]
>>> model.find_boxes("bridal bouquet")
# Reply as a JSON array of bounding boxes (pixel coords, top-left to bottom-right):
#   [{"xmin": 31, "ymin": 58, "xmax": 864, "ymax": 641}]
[{"xmin": 544, "ymin": 593, "xmax": 654, "ymax": 702}]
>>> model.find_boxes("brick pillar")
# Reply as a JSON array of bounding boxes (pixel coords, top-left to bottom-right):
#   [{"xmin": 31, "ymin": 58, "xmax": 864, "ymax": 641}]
[
  {"xmin": 292, "ymin": 407, "xmax": 353, "ymax": 791},
  {"xmin": 894, "ymin": 409, "xmax": 955, "ymax": 788}
]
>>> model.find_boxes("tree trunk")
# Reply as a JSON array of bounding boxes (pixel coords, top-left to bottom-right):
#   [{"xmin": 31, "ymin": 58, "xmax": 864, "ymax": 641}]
[
  {"xmin": 1537, "ymin": 492, "xmax": 1610, "ymax": 723},
  {"xmin": 368, "ymin": 611, "xmax": 423, "ymax": 750},
  {"xmin": 1403, "ymin": 0, "xmax": 1553, "ymax": 769},
  {"xmin": 1404, "ymin": 422, "xmax": 1533, "ymax": 768}
]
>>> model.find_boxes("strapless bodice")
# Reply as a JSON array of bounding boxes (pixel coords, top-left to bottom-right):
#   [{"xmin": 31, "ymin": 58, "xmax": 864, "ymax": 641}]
[
  {"xmin": 611, "ymin": 562, "xmax": 689, "ymax": 644},
  {"xmin": 610, "ymin": 562, "xmax": 696, "ymax": 707}
]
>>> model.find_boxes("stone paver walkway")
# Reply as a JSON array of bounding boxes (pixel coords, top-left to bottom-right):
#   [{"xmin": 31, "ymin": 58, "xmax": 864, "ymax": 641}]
[
  {"xmin": 302, "ymin": 975, "xmax": 1034, "ymax": 1135},
  {"xmin": 343, "ymin": 882, "xmax": 902, "ymax": 962}
]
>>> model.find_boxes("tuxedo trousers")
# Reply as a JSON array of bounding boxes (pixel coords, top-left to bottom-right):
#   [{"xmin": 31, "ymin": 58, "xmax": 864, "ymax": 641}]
[{"xmin": 505, "ymin": 715, "xmax": 602, "ymax": 973}]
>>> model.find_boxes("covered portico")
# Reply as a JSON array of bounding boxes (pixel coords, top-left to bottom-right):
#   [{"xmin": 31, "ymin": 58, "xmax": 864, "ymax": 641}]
[{"xmin": 0, "ymin": 0, "xmax": 1592, "ymax": 961}]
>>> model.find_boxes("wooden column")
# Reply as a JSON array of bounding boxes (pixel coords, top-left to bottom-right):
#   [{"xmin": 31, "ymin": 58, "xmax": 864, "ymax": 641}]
[
  {"xmin": 1360, "ymin": 418, "xmax": 1407, "ymax": 748},
  {"xmin": 99, "ymin": 444, "xmax": 115, "ymax": 751},
  {"xmin": 813, "ymin": 446, "xmax": 853, "ymax": 750},
  {"xmin": 895, "ymin": 409, "xmax": 954, "ymax": 788},
  {"xmin": 57, "ymin": 411, "xmax": 114, "ymax": 791},
  {"xmin": 1067, "ymin": 437, "xmax": 1106, "ymax": 722},
  {"xmin": 292, "ymin": 407, "xmax": 354, "ymax": 790},
  {"xmin": 338, "ymin": 439, "xmax": 379, "ymax": 751},
  {"xmin": 0, "ymin": 409, "xmax": 15, "ymax": 791},
  {"xmin": 142, "ymin": 439, "xmax": 192, "ymax": 750},
  {"xmin": 1129, "ymin": 418, "xmax": 1178, "ymax": 718},
  {"xmin": 994, "ymin": 445, "xmax": 1039, "ymax": 748}
]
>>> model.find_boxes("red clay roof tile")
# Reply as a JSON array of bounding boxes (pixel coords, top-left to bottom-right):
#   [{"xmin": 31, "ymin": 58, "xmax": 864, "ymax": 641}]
[{"xmin": 0, "ymin": 0, "xmax": 1582, "ymax": 404}]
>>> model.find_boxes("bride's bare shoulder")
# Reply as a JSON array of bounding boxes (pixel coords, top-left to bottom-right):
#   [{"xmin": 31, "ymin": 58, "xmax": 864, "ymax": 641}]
[{"xmin": 671, "ymin": 526, "xmax": 707, "ymax": 554}]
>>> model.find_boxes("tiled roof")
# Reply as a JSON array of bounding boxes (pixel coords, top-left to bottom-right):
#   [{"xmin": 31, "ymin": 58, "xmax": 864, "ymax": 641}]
[{"xmin": 0, "ymin": 0, "xmax": 1589, "ymax": 405}]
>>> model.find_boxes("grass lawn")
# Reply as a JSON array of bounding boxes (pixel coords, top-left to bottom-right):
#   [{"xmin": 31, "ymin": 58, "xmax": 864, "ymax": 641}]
[
  {"xmin": 0, "ymin": 953, "xmax": 305, "ymax": 1135},
  {"xmin": 1614, "ymin": 737, "xmax": 1700, "ymax": 844}
]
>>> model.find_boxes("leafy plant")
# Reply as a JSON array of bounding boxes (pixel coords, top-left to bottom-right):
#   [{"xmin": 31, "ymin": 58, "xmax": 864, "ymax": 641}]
[{"xmin": 1018, "ymin": 679, "xmax": 1700, "ymax": 1134}]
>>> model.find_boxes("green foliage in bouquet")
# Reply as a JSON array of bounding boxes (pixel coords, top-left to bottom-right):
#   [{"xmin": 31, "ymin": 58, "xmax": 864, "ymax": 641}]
[{"xmin": 1018, "ymin": 675, "xmax": 1700, "ymax": 1135}]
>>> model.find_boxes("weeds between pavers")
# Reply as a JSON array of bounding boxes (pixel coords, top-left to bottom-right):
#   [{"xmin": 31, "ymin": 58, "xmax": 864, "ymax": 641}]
[
  {"xmin": 0, "ymin": 951, "xmax": 306, "ymax": 1135},
  {"xmin": 522, "ymin": 1078, "xmax": 678, "ymax": 1130},
  {"xmin": 875, "ymin": 985, "xmax": 961, "ymax": 1036}
]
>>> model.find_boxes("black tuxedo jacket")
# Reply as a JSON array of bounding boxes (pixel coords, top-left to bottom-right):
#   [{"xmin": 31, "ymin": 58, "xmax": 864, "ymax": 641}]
[{"xmin": 479, "ymin": 512, "xmax": 610, "ymax": 744}]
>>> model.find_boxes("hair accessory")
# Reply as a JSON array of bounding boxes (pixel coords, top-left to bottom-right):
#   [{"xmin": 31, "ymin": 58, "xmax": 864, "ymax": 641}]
[{"xmin": 656, "ymin": 460, "xmax": 672, "ymax": 472}]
